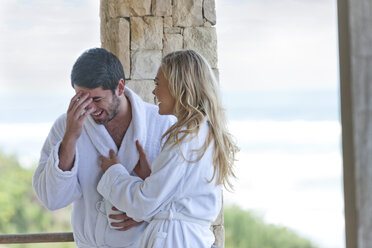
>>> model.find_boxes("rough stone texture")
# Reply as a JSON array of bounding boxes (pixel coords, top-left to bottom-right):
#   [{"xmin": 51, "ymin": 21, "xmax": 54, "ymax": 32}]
[
  {"xmin": 210, "ymin": 193, "xmax": 224, "ymax": 247},
  {"xmin": 126, "ymin": 80, "xmax": 155, "ymax": 103},
  {"xmin": 131, "ymin": 17, "xmax": 163, "ymax": 50},
  {"xmin": 203, "ymin": 0, "xmax": 216, "ymax": 25},
  {"xmin": 211, "ymin": 225, "xmax": 225, "ymax": 247},
  {"xmin": 164, "ymin": 27, "xmax": 183, "ymax": 34},
  {"xmin": 204, "ymin": 21, "xmax": 212, "ymax": 27},
  {"xmin": 183, "ymin": 27, "xmax": 218, "ymax": 68},
  {"xmin": 212, "ymin": 200, "xmax": 224, "ymax": 226},
  {"xmin": 152, "ymin": 0, "xmax": 172, "ymax": 16},
  {"xmin": 104, "ymin": 0, "xmax": 151, "ymax": 18},
  {"xmin": 164, "ymin": 17, "xmax": 173, "ymax": 28},
  {"xmin": 131, "ymin": 50, "xmax": 162, "ymax": 79},
  {"xmin": 101, "ymin": 18, "xmax": 130, "ymax": 79},
  {"xmin": 173, "ymin": 0, "xmax": 203, "ymax": 27},
  {"xmin": 163, "ymin": 34, "xmax": 183, "ymax": 57}
]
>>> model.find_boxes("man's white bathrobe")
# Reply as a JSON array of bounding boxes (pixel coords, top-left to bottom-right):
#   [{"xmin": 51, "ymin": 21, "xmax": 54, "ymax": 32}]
[
  {"xmin": 97, "ymin": 120, "xmax": 222, "ymax": 248},
  {"xmin": 33, "ymin": 88, "xmax": 174, "ymax": 248}
]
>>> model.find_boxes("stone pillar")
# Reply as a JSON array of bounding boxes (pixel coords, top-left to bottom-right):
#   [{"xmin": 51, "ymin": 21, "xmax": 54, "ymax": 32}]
[
  {"xmin": 338, "ymin": 0, "xmax": 372, "ymax": 247},
  {"xmin": 100, "ymin": 0, "xmax": 223, "ymax": 246}
]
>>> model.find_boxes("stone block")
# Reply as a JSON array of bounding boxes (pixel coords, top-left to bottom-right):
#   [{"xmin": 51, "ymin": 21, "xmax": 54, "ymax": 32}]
[
  {"xmin": 212, "ymin": 205, "xmax": 224, "ymax": 226},
  {"xmin": 152, "ymin": 0, "xmax": 172, "ymax": 16},
  {"xmin": 106, "ymin": 0, "xmax": 151, "ymax": 17},
  {"xmin": 212, "ymin": 225, "xmax": 225, "ymax": 248},
  {"xmin": 101, "ymin": 18, "xmax": 130, "ymax": 79},
  {"xmin": 164, "ymin": 27, "xmax": 183, "ymax": 34},
  {"xmin": 173, "ymin": 0, "xmax": 203, "ymax": 27},
  {"xmin": 131, "ymin": 17, "xmax": 163, "ymax": 50},
  {"xmin": 204, "ymin": 21, "xmax": 212, "ymax": 27},
  {"xmin": 131, "ymin": 50, "xmax": 162, "ymax": 79},
  {"xmin": 126, "ymin": 80, "xmax": 155, "ymax": 104},
  {"xmin": 203, "ymin": 0, "xmax": 216, "ymax": 25},
  {"xmin": 164, "ymin": 17, "xmax": 173, "ymax": 28},
  {"xmin": 163, "ymin": 34, "xmax": 183, "ymax": 57},
  {"xmin": 183, "ymin": 27, "xmax": 218, "ymax": 68}
]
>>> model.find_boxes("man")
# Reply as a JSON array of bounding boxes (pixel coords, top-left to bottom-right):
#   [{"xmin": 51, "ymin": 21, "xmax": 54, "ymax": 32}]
[{"xmin": 33, "ymin": 48, "xmax": 174, "ymax": 248}]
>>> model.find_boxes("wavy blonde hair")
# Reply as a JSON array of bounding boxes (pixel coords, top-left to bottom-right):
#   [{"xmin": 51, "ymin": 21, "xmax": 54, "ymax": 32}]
[{"xmin": 160, "ymin": 50, "xmax": 238, "ymax": 190}]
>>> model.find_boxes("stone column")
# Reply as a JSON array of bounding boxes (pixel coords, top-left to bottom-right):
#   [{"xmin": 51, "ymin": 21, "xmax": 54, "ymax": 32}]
[
  {"xmin": 338, "ymin": 0, "xmax": 372, "ymax": 247},
  {"xmin": 100, "ymin": 0, "xmax": 224, "ymax": 246}
]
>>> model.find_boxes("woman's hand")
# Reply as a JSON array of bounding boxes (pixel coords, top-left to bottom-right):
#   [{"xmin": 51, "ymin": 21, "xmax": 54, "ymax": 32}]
[
  {"xmin": 133, "ymin": 140, "xmax": 151, "ymax": 180},
  {"xmin": 100, "ymin": 149, "xmax": 120, "ymax": 173}
]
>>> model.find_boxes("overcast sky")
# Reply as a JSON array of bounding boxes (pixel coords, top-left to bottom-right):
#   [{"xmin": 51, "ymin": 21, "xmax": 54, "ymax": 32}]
[
  {"xmin": 217, "ymin": 0, "xmax": 338, "ymax": 91},
  {"xmin": 0, "ymin": 0, "xmax": 100, "ymax": 95},
  {"xmin": 0, "ymin": 0, "xmax": 338, "ymax": 96}
]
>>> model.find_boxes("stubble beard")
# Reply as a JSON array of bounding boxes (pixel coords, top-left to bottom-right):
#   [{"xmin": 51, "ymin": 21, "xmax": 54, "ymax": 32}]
[{"xmin": 93, "ymin": 95, "xmax": 120, "ymax": 125}]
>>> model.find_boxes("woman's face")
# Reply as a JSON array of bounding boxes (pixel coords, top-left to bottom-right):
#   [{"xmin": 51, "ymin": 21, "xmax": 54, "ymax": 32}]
[{"xmin": 153, "ymin": 68, "xmax": 175, "ymax": 115}]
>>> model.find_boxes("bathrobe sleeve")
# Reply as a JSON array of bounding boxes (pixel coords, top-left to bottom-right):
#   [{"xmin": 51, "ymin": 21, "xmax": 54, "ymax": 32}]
[
  {"xmin": 32, "ymin": 114, "xmax": 82, "ymax": 210},
  {"xmin": 97, "ymin": 145, "xmax": 187, "ymax": 221}
]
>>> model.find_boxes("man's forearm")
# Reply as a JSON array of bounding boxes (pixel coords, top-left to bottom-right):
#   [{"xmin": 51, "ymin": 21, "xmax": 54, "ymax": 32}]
[{"xmin": 58, "ymin": 136, "xmax": 77, "ymax": 171}]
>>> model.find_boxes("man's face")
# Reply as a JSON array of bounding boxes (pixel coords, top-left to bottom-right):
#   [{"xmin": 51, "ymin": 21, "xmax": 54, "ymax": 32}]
[{"xmin": 74, "ymin": 85, "xmax": 120, "ymax": 124}]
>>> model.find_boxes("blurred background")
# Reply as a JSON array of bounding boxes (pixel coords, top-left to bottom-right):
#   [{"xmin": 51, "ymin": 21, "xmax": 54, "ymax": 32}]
[{"xmin": 0, "ymin": 0, "xmax": 342, "ymax": 247}]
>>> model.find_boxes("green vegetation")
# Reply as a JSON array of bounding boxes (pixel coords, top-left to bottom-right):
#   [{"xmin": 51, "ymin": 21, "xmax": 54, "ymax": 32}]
[
  {"xmin": 0, "ymin": 151, "xmax": 73, "ymax": 248},
  {"xmin": 0, "ymin": 152, "xmax": 318, "ymax": 248},
  {"xmin": 225, "ymin": 206, "xmax": 318, "ymax": 248}
]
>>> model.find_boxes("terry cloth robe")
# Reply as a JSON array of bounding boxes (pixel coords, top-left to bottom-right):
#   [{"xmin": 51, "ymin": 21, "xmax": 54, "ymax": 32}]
[
  {"xmin": 97, "ymin": 120, "xmax": 223, "ymax": 248},
  {"xmin": 33, "ymin": 88, "xmax": 175, "ymax": 248}
]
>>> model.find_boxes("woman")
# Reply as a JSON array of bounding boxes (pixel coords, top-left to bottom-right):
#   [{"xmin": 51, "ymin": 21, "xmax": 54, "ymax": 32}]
[{"xmin": 98, "ymin": 50, "xmax": 238, "ymax": 247}]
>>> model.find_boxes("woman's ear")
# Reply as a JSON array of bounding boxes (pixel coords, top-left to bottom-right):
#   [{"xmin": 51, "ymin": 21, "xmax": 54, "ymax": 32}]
[{"xmin": 116, "ymin": 78, "xmax": 125, "ymax": 96}]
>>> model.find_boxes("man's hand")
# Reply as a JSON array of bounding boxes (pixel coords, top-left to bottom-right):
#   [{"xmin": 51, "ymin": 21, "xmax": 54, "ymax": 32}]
[
  {"xmin": 109, "ymin": 207, "xmax": 143, "ymax": 231},
  {"xmin": 100, "ymin": 149, "xmax": 120, "ymax": 173},
  {"xmin": 133, "ymin": 140, "xmax": 151, "ymax": 180},
  {"xmin": 58, "ymin": 92, "xmax": 96, "ymax": 171},
  {"xmin": 65, "ymin": 92, "xmax": 95, "ymax": 141}
]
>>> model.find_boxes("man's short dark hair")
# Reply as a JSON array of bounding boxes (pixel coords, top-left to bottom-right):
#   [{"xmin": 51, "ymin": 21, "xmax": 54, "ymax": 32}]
[{"xmin": 71, "ymin": 48, "xmax": 125, "ymax": 92}]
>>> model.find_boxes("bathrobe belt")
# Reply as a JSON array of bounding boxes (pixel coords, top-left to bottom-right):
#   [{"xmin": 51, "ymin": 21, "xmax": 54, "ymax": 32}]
[{"xmin": 152, "ymin": 210, "xmax": 211, "ymax": 226}]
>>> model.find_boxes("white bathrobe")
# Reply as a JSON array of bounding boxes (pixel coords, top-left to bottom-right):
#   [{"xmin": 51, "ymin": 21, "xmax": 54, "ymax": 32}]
[
  {"xmin": 33, "ymin": 88, "xmax": 174, "ymax": 248},
  {"xmin": 97, "ymin": 120, "xmax": 222, "ymax": 248}
]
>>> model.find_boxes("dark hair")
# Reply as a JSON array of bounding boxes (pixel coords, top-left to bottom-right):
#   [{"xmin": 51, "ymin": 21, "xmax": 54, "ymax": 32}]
[{"xmin": 71, "ymin": 48, "xmax": 125, "ymax": 92}]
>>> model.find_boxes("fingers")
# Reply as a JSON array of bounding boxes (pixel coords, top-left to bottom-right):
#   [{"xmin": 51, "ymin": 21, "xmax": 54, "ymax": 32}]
[
  {"xmin": 71, "ymin": 93, "xmax": 91, "ymax": 117},
  {"xmin": 109, "ymin": 212, "xmax": 131, "ymax": 221},
  {"xmin": 79, "ymin": 105, "xmax": 96, "ymax": 120},
  {"xmin": 68, "ymin": 92, "xmax": 84, "ymax": 111},
  {"xmin": 112, "ymin": 219, "xmax": 143, "ymax": 231},
  {"xmin": 109, "ymin": 149, "xmax": 116, "ymax": 159}
]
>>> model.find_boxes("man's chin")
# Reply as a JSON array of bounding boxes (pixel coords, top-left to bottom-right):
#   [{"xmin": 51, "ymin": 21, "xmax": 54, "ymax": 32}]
[{"xmin": 92, "ymin": 116, "xmax": 107, "ymax": 124}]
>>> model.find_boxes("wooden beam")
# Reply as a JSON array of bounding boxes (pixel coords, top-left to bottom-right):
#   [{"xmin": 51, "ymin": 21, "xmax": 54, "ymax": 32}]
[
  {"xmin": 0, "ymin": 232, "xmax": 74, "ymax": 244},
  {"xmin": 337, "ymin": 0, "xmax": 358, "ymax": 247}
]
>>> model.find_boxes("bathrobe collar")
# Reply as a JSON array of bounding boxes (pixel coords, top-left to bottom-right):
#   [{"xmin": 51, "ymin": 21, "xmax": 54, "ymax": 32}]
[{"xmin": 84, "ymin": 87, "xmax": 147, "ymax": 172}]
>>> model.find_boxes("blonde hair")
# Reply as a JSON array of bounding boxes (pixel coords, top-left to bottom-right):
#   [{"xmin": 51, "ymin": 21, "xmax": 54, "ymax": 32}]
[{"xmin": 160, "ymin": 50, "xmax": 239, "ymax": 190}]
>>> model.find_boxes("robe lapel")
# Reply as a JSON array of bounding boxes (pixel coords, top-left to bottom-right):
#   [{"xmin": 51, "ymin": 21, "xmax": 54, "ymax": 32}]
[{"xmin": 83, "ymin": 88, "xmax": 147, "ymax": 173}]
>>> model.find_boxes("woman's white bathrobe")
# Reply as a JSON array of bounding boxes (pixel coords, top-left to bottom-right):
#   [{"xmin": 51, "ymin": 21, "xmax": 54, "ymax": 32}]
[
  {"xmin": 32, "ymin": 88, "xmax": 174, "ymax": 248},
  {"xmin": 97, "ymin": 120, "xmax": 222, "ymax": 248}
]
